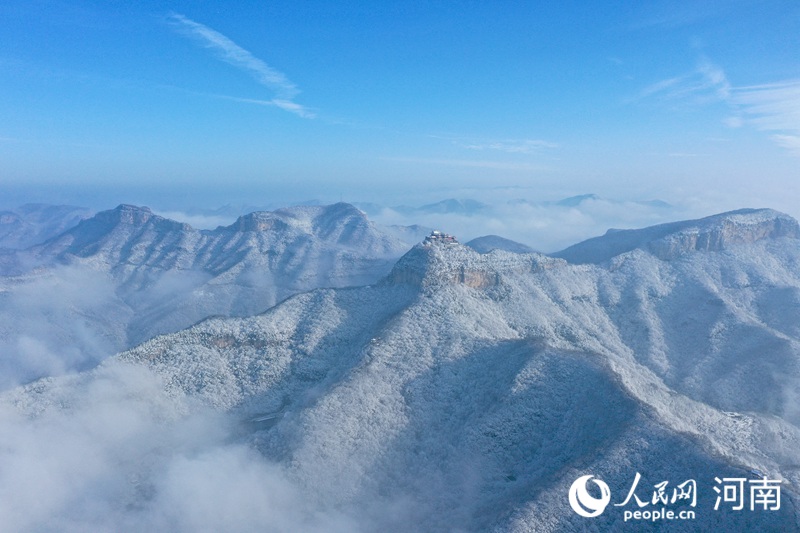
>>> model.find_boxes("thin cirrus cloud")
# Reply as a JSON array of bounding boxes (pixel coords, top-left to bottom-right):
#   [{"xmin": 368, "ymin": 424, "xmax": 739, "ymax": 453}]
[
  {"xmin": 461, "ymin": 139, "xmax": 559, "ymax": 154},
  {"xmin": 168, "ymin": 13, "xmax": 314, "ymax": 118},
  {"xmin": 731, "ymin": 80, "xmax": 800, "ymax": 156},
  {"xmin": 430, "ymin": 135, "xmax": 559, "ymax": 155},
  {"xmin": 384, "ymin": 156, "xmax": 549, "ymax": 172},
  {"xmin": 635, "ymin": 56, "xmax": 799, "ymax": 157},
  {"xmin": 635, "ymin": 57, "xmax": 730, "ymax": 105},
  {"xmin": 217, "ymin": 95, "xmax": 316, "ymax": 119}
]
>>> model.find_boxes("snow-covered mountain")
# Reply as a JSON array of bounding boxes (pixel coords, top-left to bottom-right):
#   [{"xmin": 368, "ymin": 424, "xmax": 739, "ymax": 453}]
[
  {"xmin": 6, "ymin": 208, "xmax": 799, "ymax": 531},
  {"xmin": 552, "ymin": 193, "xmax": 671, "ymax": 209},
  {"xmin": 33, "ymin": 203, "xmax": 406, "ymax": 288},
  {"xmin": 553, "ymin": 207, "xmax": 800, "ymax": 264},
  {"xmin": 0, "ymin": 203, "xmax": 412, "ymax": 387},
  {"xmin": 357, "ymin": 198, "xmax": 489, "ymax": 217},
  {"xmin": 360, "ymin": 194, "xmax": 684, "ymax": 252},
  {"xmin": 0, "ymin": 203, "xmax": 93, "ymax": 250},
  {"xmin": 466, "ymin": 235, "xmax": 536, "ymax": 254}
]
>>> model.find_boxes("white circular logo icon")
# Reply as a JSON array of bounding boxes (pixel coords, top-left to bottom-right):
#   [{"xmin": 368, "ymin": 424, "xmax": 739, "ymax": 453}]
[{"xmin": 569, "ymin": 475, "xmax": 611, "ymax": 517}]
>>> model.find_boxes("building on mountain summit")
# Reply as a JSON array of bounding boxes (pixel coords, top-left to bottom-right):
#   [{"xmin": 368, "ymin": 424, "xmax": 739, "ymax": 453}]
[{"xmin": 424, "ymin": 230, "xmax": 457, "ymax": 244}]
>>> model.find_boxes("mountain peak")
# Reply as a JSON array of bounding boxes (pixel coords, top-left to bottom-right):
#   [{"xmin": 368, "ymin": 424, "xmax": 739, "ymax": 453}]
[
  {"xmin": 311, "ymin": 202, "xmax": 367, "ymax": 237},
  {"xmin": 224, "ymin": 211, "xmax": 291, "ymax": 233},
  {"xmin": 556, "ymin": 193, "xmax": 600, "ymax": 207},
  {"xmin": 388, "ymin": 240, "xmax": 558, "ymax": 288},
  {"xmin": 33, "ymin": 205, "xmax": 193, "ymax": 259},
  {"xmin": 0, "ymin": 204, "xmax": 93, "ymax": 250},
  {"xmin": 554, "ymin": 208, "xmax": 800, "ymax": 264},
  {"xmin": 417, "ymin": 198, "xmax": 488, "ymax": 214},
  {"xmin": 320, "ymin": 201, "xmax": 364, "ymax": 217},
  {"xmin": 85, "ymin": 204, "xmax": 192, "ymax": 232},
  {"xmin": 113, "ymin": 203, "xmax": 151, "ymax": 213},
  {"xmin": 220, "ymin": 203, "xmax": 371, "ymax": 237},
  {"xmin": 466, "ymin": 235, "xmax": 535, "ymax": 254}
]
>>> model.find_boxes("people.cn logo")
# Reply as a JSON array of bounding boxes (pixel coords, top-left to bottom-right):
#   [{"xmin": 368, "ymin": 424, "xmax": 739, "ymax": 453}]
[{"xmin": 569, "ymin": 475, "xmax": 611, "ymax": 517}]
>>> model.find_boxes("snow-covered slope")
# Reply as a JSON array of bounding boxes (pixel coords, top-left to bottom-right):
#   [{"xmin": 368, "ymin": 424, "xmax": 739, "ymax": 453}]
[
  {"xmin": 466, "ymin": 235, "xmax": 536, "ymax": 254},
  {"xmin": 6, "ymin": 210, "xmax": 800, "ymax": 531},
  {"xmin": 35, "ymin": 202, "xmax": 406, "ymax": 281},
  {"xmin": 0, "ymin": 203, "xmax": 412, "ymax": 387},
  {"xmin": 0, "ymin": 204, "xmax": 92, "ymax": 250},
  {"xmin": 553, "ymin": 208, "xmax": 800, "ymax": 264}
]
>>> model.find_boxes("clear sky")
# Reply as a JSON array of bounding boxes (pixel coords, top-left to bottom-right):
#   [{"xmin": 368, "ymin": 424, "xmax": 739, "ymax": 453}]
[{"xmin": 1, "ymin": 1, "xmax": 798, "ymax": 212}]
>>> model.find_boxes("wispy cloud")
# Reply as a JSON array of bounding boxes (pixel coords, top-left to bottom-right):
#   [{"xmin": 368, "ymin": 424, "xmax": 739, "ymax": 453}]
[
  {"xmin": 384, "ymin": 156, "xmax": 549, "ymax": 172},
  {"xmin": 635, "ymin": 55, "xmax": 799, "ymax": 157},
  {"xmin": 771, "ymin": 134, "xmax": 800, "ymax": 156},
  {"xmin": 730, "ymin": 80, "xmax": 800, "ymax": 156},
  {"xmin": 217, "ymin": 95, "xmax": 316, "ymax": 119},
  {"xmin": 635, "ymin": 57, "xmax": 730, "ymax": 105},
  {"xmin": 168, "ymin": 13, "xmax": 313, "ymax": 118},
  {"xmin": 431, "ymin": 135, "xmax": 559, "ymax": 154},
  {"xmin": 461, "ymin": 139, "xmax": 559, "ymax": 154},
  {"xmin": 638, "ymin": 76, "xmax": 684, "ymax": 99},
  {"xmin": 668, "ymin": 152, "xmax": 707, "ymax": 158}
]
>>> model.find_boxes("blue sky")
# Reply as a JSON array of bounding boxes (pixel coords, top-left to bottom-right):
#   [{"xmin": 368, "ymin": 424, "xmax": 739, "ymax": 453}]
[{"xmin": 0, "ymin": 1, "xmax": 798, "ymax": 212}]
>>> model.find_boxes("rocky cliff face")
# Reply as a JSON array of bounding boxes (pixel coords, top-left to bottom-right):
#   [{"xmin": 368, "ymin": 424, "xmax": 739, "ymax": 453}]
[{"xmin": 646, "ymin": 208, "xmax": 800, "ymax": 260}]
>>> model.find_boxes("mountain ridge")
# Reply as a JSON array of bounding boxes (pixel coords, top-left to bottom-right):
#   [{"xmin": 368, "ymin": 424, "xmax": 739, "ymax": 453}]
[
  {"xmin": 4, "ymin": 206, "xmax": 800, "ymax": 530},
  {"xmin": 0, "ymin": 202, "xmax": 415, "ymax": 385},
  {"xmin": 553, "ymin": 208, "xmax": 799, "ymax": 264},
  {"xmin": 0, "ymin": 203, "xmax": 93, "ymax": 250}
]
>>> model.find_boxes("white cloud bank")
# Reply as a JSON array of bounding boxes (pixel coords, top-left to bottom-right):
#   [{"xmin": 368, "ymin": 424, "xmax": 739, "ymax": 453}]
[
  {"xmin": 0, "ymin": 362, "xmax": 359, "ymax": 533},
  {"xmin": 0, "ymin": 266, "xmax": 128, "ymax": 390},
  {"xmin": 369, "ymin": 197, "xmax": 696, "ymax": 253}
]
